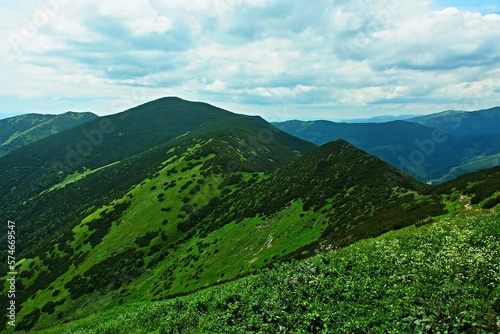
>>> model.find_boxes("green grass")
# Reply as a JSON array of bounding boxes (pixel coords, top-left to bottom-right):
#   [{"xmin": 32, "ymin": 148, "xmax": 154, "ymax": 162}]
[
  {"xmin": 126, "ymin": 198, "xmax": 326, "ymax": 300},
  {"xmin": 11, "ymin": 140, "xmax": 227, "ymax": 328},
  {"xmin": 37, "ymin": 213, "xmax": 500, "ymax": 333},
  {"xmin": 42, "ymin": 162, "xmax": 121, "ymax": 194}
]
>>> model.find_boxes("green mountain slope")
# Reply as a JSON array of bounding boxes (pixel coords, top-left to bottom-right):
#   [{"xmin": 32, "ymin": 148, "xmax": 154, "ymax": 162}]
[
  {"xmin": 0, "ymin": 98, "xmax": 315, "ymax": 264},
  {"xmin": 40, "ymin": 213, "xmax": 500, "ymax": 333},
  {"xmin": 0, "ymin": 97, "xmax": 314, "ymax": 201},
  {"xmin": 0, "ymin": 112, "xmax": 97, "ymax": 156},
  {"xmin": 0, "ymin": 114, "xmax": 53, "ymax": 143},
  {"xmin": 0, "ymin": 97, "xmax": 316, "ymax": 332},
  {"xmin": 117, "ymin": 140, "xmax": 442, "ymax": 305},
  {"xmin": 272, "ymin": 119, "xmax": 500, "ymax": 182},
  {"xmin": 432, "ymin": 165, "xmax": 500, "ymax": 211},
  {"xmin": 406, "ymin": 106, "xmax": 500, "ymax": 137},
  {"xmin": 198, "ymin": 140, "xmax": 441, "ymax": 251},
  {"xmin": 36, "ymin": 162, "xmax": 500, "ymax": 333},
  {"xmin": 2, "ymin": 137, "xmax": 444, "ymax": 332}
]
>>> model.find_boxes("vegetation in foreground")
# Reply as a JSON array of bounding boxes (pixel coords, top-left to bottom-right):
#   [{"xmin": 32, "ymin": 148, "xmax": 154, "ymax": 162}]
[{"xmin": 40, "ymin": 213, "xmax": 500, "ymax": 333}]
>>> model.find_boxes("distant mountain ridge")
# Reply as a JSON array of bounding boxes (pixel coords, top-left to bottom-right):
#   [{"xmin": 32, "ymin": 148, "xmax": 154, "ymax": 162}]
[
  {"xmin": 406, "ymin": 106, "xmax": 500, "ymax": 137},
  {"xmin": 337, "ymin": 114, "xmax": 423, "ymax": 123},
  {"xmin": 0, "ymin": 111, "xmax": 98, "ymax": 156},
  {"xmin": 273, "ymin": 106, "xmax": 500, "ymax": 183}
]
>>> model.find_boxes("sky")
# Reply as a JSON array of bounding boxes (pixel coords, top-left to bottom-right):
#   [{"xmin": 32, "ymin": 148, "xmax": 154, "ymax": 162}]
[{"xmin": 1, "ymin": 0, "xmax": 499, "ymax": 121}]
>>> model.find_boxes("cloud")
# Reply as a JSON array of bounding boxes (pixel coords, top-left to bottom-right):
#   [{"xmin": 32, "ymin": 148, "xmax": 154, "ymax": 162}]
[
  {"xmin": 1, "ymin": 0, "xmax": 499, "ymax": 119},
  {"xmin": 364, "ymin": 8, "xmax": 500, "ymax": 71}
]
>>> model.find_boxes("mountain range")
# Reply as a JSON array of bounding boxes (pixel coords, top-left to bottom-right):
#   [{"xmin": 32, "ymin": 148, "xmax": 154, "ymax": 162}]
[
  {"xmin": 273, "ymin": 106, "xmax": 500, "ymax": 183},
  {"xmin": 1, "ymin": 98, "xmax": 499, "ymax": 332},
  {"xmin": 408, "ymin": 107, "xmax": 500, "ymax": 136}
]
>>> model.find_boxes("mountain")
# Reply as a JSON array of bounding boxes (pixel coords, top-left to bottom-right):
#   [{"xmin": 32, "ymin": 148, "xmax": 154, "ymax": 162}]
[
  {"xmin": 183, "ymin": 140, "xmax": 443, "ymax": 264},
  {"xmin": 0, "ymin": 97, "xmax": 315, "ymax": 257},
  {"xmin": 42, "ymin": 162, "xmax": 497, "ymax": 334},
  {"xmin": 0, "ymin": 97, "xmax": 314, "ymax": 202},
  {"xmin": 1, "ymin": 97, "xmax": 498, "ymax": 332},
  {"xmin": 406, "ymin": 106, "xmax": 500, "ymax": 137},
  {"xmin": 0, "ymin": 97, "xmax": 442, "ymax": 332},
  {"xmin": 7, "ymin": 136, "xmax": 500, "ymax": 333},
  {"xmin": 272, "ymin": 119, "xmax": 500, "ymax": 183},
  {"xmin": 117, "ymin": 140, "xmax": 442, "ymax": 302},
  {"xmin": 0, "ymin": 114, "xmax": 53, "ymax": 143},
  {"xmin": 338, "ymin": 114, "xmax": 422, "ymax": 123},
  {"xmin": 0, "ymin": 112, "xmax": 98, "ymax": 157},
  {"xmin": 0, "ymin": 97, "xmax": 316, "ymax": 332}
]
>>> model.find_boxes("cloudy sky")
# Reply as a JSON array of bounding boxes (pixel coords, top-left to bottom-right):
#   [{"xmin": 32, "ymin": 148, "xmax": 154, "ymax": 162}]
[{"xmin": 1, "ymin": 0, "xmax": 499, "ymax": 120}]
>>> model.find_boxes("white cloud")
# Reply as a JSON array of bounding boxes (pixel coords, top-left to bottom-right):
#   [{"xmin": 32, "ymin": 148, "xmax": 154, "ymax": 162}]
[
  {"xmin": 206, "ymin": 79, "xmax": 227, "ymax": 91},
  {"xmin": 0, "ymin": 0, "xmax": 499, "ymax": 119}
]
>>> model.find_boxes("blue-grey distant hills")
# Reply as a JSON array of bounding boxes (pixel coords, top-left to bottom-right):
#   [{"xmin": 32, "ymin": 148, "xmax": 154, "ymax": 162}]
[
  {"xmin": 338, "ymin": 114, "xmax": 422, "ymax": 123},
  {"xmin": 405, "ymin": 106, "xmax": 500, "ymax": 137},
  {"xmin": 273, "ymin": 107, "xmax": 500, "ymax": 183},
  {"xmin": 0, "ymin": 112, "xmax": 98, "ymax": 156}
]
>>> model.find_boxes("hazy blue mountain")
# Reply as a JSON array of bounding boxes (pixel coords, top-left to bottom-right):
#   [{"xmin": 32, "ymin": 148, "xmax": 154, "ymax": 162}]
[
  {"xmin": 338, "ymin": 114, "xmax": 423, "ymax": 123},
  {"xmin": 406, "ymin": 106, "xmax": 500, "ymax": 136},
  {"xmin": 272, "ymin": 119, "xmax": 500, "ymax": 183}
]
